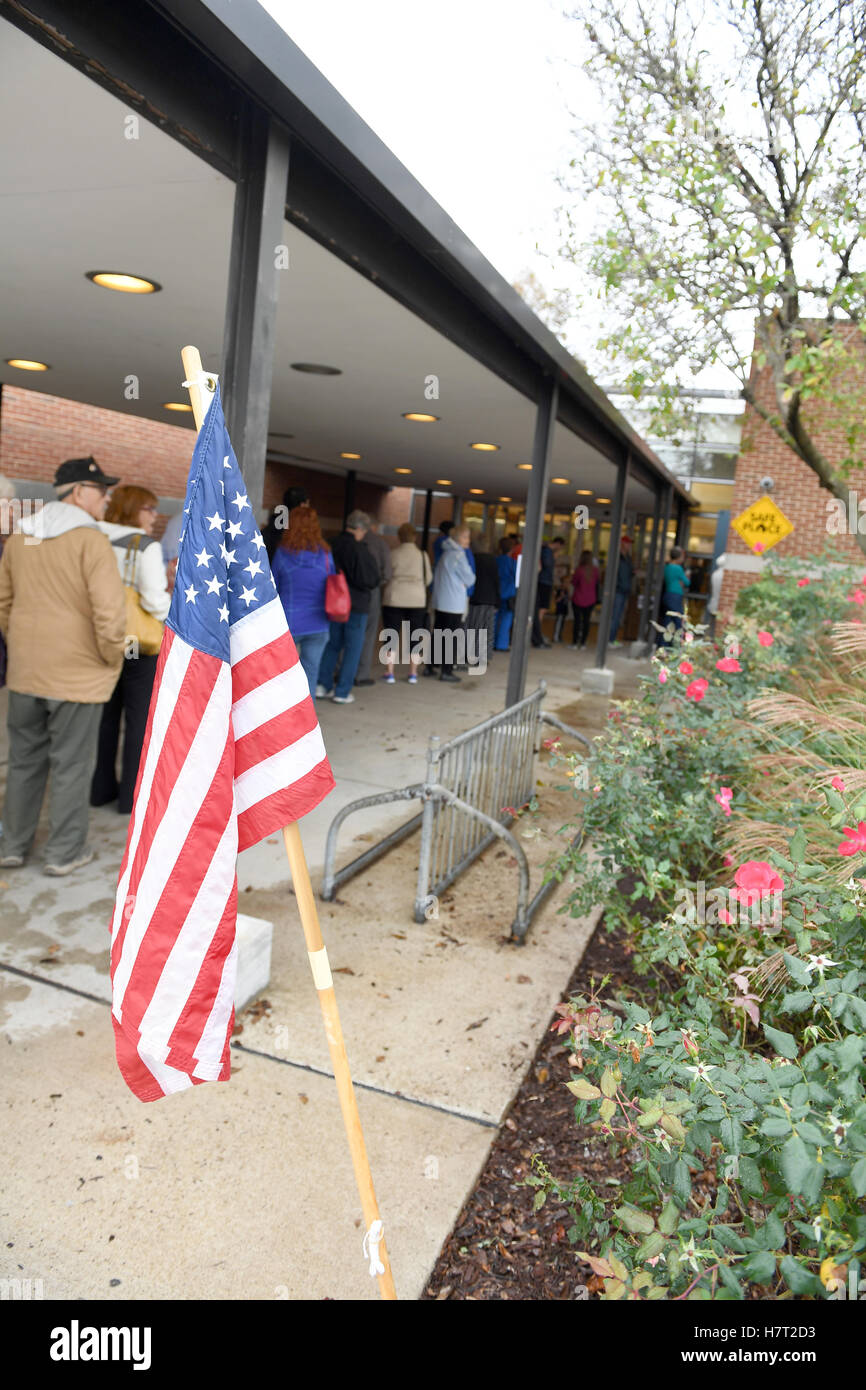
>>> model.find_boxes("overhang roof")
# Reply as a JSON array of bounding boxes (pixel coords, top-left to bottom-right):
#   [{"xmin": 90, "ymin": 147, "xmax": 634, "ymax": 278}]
[{"xmin": 0, "ymin": 0, "xmax": 691, "ymax": 513}]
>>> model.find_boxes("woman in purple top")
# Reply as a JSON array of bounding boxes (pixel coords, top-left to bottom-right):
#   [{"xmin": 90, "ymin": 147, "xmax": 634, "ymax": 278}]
[
  {"xmin": 270, "ymin": 505, "xmax": 335, "ymax": 700},
  {"xmin": 570, "ymin": 549, "xmax": 600, "ymax": 648}
]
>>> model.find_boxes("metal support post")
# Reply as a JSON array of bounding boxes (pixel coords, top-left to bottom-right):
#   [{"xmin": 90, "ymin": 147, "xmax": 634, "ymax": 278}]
[
  {"xmin": 594, "ymin": 452, "xmax": 631, "ymax": 670},
  {"xmin": 505, "ymin": 378, "xmax": 558, "ymax": 708}
]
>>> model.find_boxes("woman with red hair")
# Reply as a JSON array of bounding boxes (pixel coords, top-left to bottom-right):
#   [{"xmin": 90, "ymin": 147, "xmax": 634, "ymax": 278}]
[{"xmin": 270, "ymin": 504, "xmax": 335, "ymax": 699}]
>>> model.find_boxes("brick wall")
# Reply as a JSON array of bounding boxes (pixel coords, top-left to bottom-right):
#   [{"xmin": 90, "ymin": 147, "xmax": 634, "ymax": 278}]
[{"xmin": 719, "ymin": 325, "xmax": 866, "ymax": 619}]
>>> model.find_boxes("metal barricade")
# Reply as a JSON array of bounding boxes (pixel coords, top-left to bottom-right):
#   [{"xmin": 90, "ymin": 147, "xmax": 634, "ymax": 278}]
[{"xmin": 320, "ymin": 682, "xmax": 590, "ymax": 941}]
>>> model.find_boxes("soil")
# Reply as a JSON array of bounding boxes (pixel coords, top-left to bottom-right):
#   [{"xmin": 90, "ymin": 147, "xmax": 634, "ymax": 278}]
[{"xmin": 421, "ymin": 917, "xmax": 639, "ymax": 1301}]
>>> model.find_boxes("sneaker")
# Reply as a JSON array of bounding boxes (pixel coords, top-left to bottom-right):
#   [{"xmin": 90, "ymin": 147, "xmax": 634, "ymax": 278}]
[
  {"xmin": 332, "ymin": 693, "xmax": 355, "ymax": 704},
  {"xmin": 0, "ymin": 854, "xmax": 24, "ymax": 869},
  {"xmin": 407, "ymin": 673, "xmax": 418, "ymax": 684},
  {"xmin": 354, "ymin": 678, "xmax": 375, "ymax": 687},
  {"xmin": 44, "ymin": 847, "xmax": 95, "ymax": 877},
  {"xmin": 423, "ymin": 667, "xmax": 438, "ymax": 678},
  {"xmin": 439, "ymin": 672, "xmax": 461, "ymax": 684},
  {"xmin": 383, "ymin": 673, "xmax": 395, "ymax": 684},
  {"xmin": 315, "ymin": 684, "xmax": 332, "ymax": 698}
]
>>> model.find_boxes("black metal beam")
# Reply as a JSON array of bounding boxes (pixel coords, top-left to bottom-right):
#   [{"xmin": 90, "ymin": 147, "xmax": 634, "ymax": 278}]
[
  {"xmin": 648, "ymin": 487, "xmax": 674, "ymax": 645},
  {"xmin": 594, "ymin": 453, "xmax": 631, "ymax": 671},
  {"xmin": 506, "ymin": 379, "xmax": 558, "ymax": 708},
  {"xmin": 220, "ymin": 106, "xmax": 290, "ymax": 513},
  {"xmin": 420, "ymin": 489, "xmax": 433, "ymax": 554},
  {"xmin": 638, "ymin": 489, "xmax": 663, "ymax": 645}
]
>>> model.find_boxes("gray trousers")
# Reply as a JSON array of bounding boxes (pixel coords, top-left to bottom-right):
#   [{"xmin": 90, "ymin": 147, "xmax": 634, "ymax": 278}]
[
  {"xmin": 3, "ymin": 692, "xmax": 102, "ymax": 864},
  {"xmin": 466, "ymin": 604, "xmax": 496, "ymax": 670},
  {"xmin": 355, "ymin": 586, "xmax": 383, "ymax": 682}
]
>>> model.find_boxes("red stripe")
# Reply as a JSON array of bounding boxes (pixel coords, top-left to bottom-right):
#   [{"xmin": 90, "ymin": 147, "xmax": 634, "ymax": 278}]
[
  {"xmin": 233, "ymin": 695, "xmax": 320, "ymax": 777},
  {"xmin": 237, "ymin": 755, "xmax": 335, "ymax": 851},
  {"xmin": 232, "ymin": 629, "xmax": 299, "ymax": 701},
  {"xmin": 112, "ymin": 1015, "xmax": 225, "ymax": 1102},
  {"xmin": 110, "ymin": 647, "xmax": 224, "ymax": 975},
  {"xmin": 164, "ymin": 884, "xmax": 237, "ymax": 1077},
  {"xmin": 119, "ymin": 730, "xmax": 234, "ymax": 1035}
]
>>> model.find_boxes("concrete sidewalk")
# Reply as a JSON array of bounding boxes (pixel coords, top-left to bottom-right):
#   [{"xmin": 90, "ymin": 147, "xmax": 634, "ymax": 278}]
[{"xmin": 0, "ymin": 644, "xmax": 647, "ymax": 1300}]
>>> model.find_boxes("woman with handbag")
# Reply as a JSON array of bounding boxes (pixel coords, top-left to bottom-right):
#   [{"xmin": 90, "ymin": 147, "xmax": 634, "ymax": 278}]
[
  {"xmin": 91, "ymin": 485, "xmax": 170, "ymax": 814},
  {"xmin": 380, "ymin": 522, "xmax": 432, "ymax": 683},
  {"xmin": 270, "ymin": 505, "xmax": 335, "ymax": 700}
]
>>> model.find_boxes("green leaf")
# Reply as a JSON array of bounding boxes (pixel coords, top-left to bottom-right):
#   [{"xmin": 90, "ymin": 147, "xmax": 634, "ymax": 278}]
[
  {"xmin": 780, "ymin": 1135, "xmax": 814, "ymax": 1194},
  {"xmin": 567, "ymin": 1079, "xmax": 602, "ymax": 1100},
  {"xmin": 737, "ymin": 1155, "xmax": 765, "ymax": 1198},
  {"xmin": 599, "ymin": 1097, "xmax": 616, "ymax": 1122},
  {"xmin": 780, "ymin": 990, "xmax": 813, "ymax": 1013},
  {"xmin": 779, "ymin": 1255, "xmax": 822, "ymax": 1296},
  {"xmin": 850, "ymin": 1156, "xmax": 866, "ymax": 1198},
  {"xmin": 600, "ymin": 1068, "xmax": 617, "ymax": 1099},
  {"xmin": 673, "ymin": 1159, "xmax": 691, "ymax": 1207},
  {"xmin": 759, "ymin": 1116, "xmax": 792, "ymax": 1138},
  {"xmin": 717, "ymin": 1262, "xmax": 744, "ymax": 1298},
  {"xmin": 741, "ymin": 1250, "xmax": 776, "ymax": 1284},
  {"xmin": 636, "ymin": 1231, "xmax": 666, "ymax": 1262},
  {"xmin": 658, "ymin": 1200, "xmax": 679, "ymax": 1235},
  {"xmin": 783, "ymin": 953, "xmax": 810, "ymax": 986},
  {"xmin": 763, "ymin": 1024, "xmax": 798, "ymax": 1059},
  {"xmin": 660, "ymin": 1113, "xmax": 687, "ymax": 1144},
  {"xmin": 615, "ymin": 1203, "xmax": 655, "ymax": 1235}
]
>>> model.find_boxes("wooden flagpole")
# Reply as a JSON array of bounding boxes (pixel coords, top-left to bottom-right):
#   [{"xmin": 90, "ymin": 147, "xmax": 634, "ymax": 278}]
[{"xmin": 181, "ymin": 347, "xmax": 397, "ymax": 1301}]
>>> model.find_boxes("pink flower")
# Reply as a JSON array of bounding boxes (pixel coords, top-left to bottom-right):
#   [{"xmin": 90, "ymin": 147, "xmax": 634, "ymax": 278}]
[
  {"xmin": 678, "ymin": 661, "xmax": 693, "ymax": 675},
  {"xmin": 850, "ymin": 590, "xmax": 866, "ymax": 606},
  {"xmin": 723, "ymin": 853, "xmax": 733, "ymax": 866},
  {"xmin": 683, "ymin": 631, "xmax": 694, "ymax": 644},
  {"xmin": 757, "ymin": 631, "xmax": 774, "ymax": 647},
  {"xmin": 718, "ymin": 908, "xmax": 734, "ymax": 924},
  {"xmin": 658, "ymin": 668, "xmax": 668, "ymax": 684},
  {"xmin": 716, "ymin": 657, "xmax": 742, "ymax": 672},
  {"xmin": 832, "ymin": 776, "xmax": 846, "ymax": 792},
  {"xmin": 752, "ymin": 541, "xmax": 765, "ymax": 554},
  {"xmin": 838, "ymin": 822, "xmax": 866, "ymax": 857},
  {"xmin": 715, "ymin": 797, "xmax": 732, "ymax": 816},
  {"xmin": 681, "ymin": 1029, "xmax": 699, "ymax": 1058},
  {"xmin": 685, "ymin": 678, "xmax": 709, "ymax": 702},
  {"xmin": 797, "ymin": 577, "xmax": 809, "ymax": 588},
  {"xmin": 731, "ymin": 860, "xmax": 784, "ymax": 907}
]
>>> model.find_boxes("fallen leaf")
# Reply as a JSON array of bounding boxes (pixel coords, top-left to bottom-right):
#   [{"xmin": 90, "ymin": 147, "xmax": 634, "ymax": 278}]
[
  {"xmin": 516, "ymin": 975, "xmax": 532, "ymax": 984},
  {"xmin": 466, "ymin": 1018, "xmax": 489, "ymax": 1031},
  {"xmin": 333, "ymin": 966, "xmax": 355, "ymax": 975},
  {"xmin": 298, "ymin": 1094, "xmax": 309, "ymax": 1105}
]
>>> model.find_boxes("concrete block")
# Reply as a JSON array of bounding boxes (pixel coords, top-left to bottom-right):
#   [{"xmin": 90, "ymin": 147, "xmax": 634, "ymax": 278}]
[
  {"xmin": 580, "ymin": 666, "xmax": 615, "ymax": 695},
  {"xmin": 629, "ymin": 639, "xmax": 651, "ymax": 659},
  {"xmin": 234, "ymin": 913, "xmax": 273, "ymax": 1011}
]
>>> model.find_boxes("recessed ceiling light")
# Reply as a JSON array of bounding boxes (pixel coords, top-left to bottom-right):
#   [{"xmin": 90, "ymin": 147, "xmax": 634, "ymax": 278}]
[
  {"xmin": 291, "ymin": 362, "xmax": 342, "ymax": 375},
  {"xmin": 340, "ymin": 451, "xmax": 361, "ymax": 459},
  {"xmin": 436, "ymin": 479, "xmax": 452, "ymax": 486},
  {"xmin": 516, "ymin": 463, "xmax": 532, "ymax": 471},
  {"xmin": 551, "ymin": 477, "xmax": 571, "ymax": 485},
  {"xmin": 470, "ymin": 442, "xmax": 500, "ymax": 451},
  {"xmin": 597, "ymin": 497, "xmax": 611, "ymax": 504},
  {"xmin": 469, "ymin": 488, "xmax": 484, "ymax": 495},
  {"xmin": 499, "ymin": 496, "xmax": 512, "ymax": 502},
  {"xmin": 5, "ymin": 358, "xmax": 49, "ymax": 371},
  {"xmin": 576, "ymin": 489, "xmax": 592, "ymax": 495},
  {"xmin": 394, "ymin": 467, "xmax": 412, "ymax": 474},
  {"xmin": 163, "ymin": 402, "xmax": 193, "ymax": 412},
  {"xmin": 86, "ymin": 271, "xmax": 160, "ymax": 294},
  {"xmin": 402, "ymin": 412, "xmax": 439, "ymax": 422}
]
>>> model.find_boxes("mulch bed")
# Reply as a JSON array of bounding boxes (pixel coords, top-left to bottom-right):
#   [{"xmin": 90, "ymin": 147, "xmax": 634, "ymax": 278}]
[{"xmin": 422, "ymin": 919, "xmax": 640, "ymax": 1301}]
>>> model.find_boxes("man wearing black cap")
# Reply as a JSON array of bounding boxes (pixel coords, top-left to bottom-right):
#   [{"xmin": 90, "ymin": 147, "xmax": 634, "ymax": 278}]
[
  {"xmin": 263, "ymin": 485, "xmax": 309, "ymax": 561},
  {"xmin": 0, "ymin": 457, "xmax": 126, "ymax": 875}
]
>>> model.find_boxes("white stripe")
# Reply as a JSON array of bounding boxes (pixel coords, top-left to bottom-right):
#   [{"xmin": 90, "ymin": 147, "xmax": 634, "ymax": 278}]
[
  {"xmin": 192, "ymin": 934, "xmax": 239, "ymax": 1078},
  {"xmin": 232, "ymin": 663, "xmax": 309, "ymax": 738},
  {"xmin": 112, "ymin": 660, "xmax": 233, "ymax": 1016},
  {"xmin": 137, "ymin": 815, "xmax": 238, "ymax": 1055},
  {"xmin": 234, "ymin": 725, "xmax": 328, "ymax": 815},
  {"xmin": 230, "ymin": 597, "xmax": 287, "ymax": 663},
  {"xmin": 110, "ymin": 637, "xmax": 194, "ymax": 945}
]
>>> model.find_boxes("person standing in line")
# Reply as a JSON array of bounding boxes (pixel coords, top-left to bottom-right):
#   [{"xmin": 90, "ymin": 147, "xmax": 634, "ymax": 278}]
[
  {"xmin": 433, "ymin": 519, "xmax": 455, "ymax": 567},
  {"xmin": 465, "ymin": 536, "xmax": 500, "ymax": 671},
  {"xmin": 493, "ymin": 536, "xmax": 518, "ymax": 650},
  {"xmin": 531, "ymin": 537, "xmax": 555, "ymax": 647},
  {"xmin": 0, "ymin": 457, "xmax": 126, "ymax": 874},
  {"xmin": 381, "ymin": 521, "xmax": 432, "ymax": 683},
  {"xmin": 428, "ymin": 525, "xmax": 475, "ymax": 683},
  {"xmin": 608, "ymin": 533, "xmax": 634, "ymax": 646},
  {"xmin": 90, "ymin": 485, "xmax": 171, "ymax": 815},
  {"xmin": 551, "ymin": 536, "xmax": 571, "ymax": 642},
  {"xmin": 270, "ymin": 505, "xmax": 335, "ymax": 700},
  {"xmin": 706, "ymin": 553, "xmax": 726, "ymax": 638},
  {"xmin": 657, "ymin": 545, "xmax": 690, "ymax": 646},
  {"xmin": 316, "ymin": 510, "xmax": 380, "ymax": 704},
  {"xmin": 355, "ymin": 519, "xmax": 393, "ymax": 686},
  {"xmin": 262, "ymin": 485, "xmax": 309, "ymax": 561},
  {"xmin": 570, "ymin": 548, "xmax": 600, "ymax": 648}
]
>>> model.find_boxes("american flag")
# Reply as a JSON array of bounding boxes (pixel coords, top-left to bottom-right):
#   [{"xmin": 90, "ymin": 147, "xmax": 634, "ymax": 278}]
[{"xmin": 109, "ymin": 386, "xmax": 335, "ymax": 1102}]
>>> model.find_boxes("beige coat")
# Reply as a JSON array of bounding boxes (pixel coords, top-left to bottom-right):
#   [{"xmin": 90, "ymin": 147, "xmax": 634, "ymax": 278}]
[
  {"xmin": 0, "ymin": 501, "xmax": 126, "ymax": 703},
  {"xmin": 383, "ymin": 542, "xmax": 432, "ymax": 609}
]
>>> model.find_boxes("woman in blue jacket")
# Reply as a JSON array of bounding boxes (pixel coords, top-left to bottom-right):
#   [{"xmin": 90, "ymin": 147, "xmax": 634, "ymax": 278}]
[{"xmin": 271, "ymin": 505, "xmax": 335, "ymax": 699}]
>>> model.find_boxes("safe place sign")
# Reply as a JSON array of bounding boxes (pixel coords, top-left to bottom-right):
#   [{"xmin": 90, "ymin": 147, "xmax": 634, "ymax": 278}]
[{"xmin": 731, "ymin": 495, "xmax": 794, "ymax": 554}]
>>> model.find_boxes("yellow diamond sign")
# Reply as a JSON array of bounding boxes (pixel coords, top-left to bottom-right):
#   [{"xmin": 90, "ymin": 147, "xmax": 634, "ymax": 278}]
[{"xmin": 731, "ymin": 494, "xmax": 794, "ymax": 554}]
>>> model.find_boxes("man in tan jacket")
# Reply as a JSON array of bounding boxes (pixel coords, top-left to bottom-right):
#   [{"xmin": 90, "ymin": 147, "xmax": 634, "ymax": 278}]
[{"xmin": 0, "ymin": 457, "xmax": 126, "ymax": 875}]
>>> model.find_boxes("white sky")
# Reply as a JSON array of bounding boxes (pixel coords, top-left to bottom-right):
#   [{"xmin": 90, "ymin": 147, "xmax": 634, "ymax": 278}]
[{"xmin": 259, "ymin": 0, "xmax": 584, "ymax": 293}]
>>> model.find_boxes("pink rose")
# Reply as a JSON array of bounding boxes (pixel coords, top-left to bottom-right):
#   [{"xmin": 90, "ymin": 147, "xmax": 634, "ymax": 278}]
[
  {"xmin": 678, "ymin": 661, "xmax": 693, "ymax": 675},
  {"xmin": 731, "ymin": 860, "xmax": 784, "ymax": 907},
  {"xmin": 685, "ymin": 678, "xmax": 709, "ymax": 702},
  {"xmin": 797, "ymin": 577, "xmax": 809, "ymax": 588},
  {"xmin": 757, "ymin": 631, "xmax": 774, "ymax": 647},
  {"xmin": 832, "ymin": 776, "xmax": 846, "ymax": 792},
  {"xmin": 659, "ymin": 668, "xmax": 668, "ymax": 684},
  {"xmin": 716, "ymin": 657, "xmax": 742, "ymax": 672},
  {"xmin": 838, "ymin": 822, "xmax": 866, "ymax": 856}
]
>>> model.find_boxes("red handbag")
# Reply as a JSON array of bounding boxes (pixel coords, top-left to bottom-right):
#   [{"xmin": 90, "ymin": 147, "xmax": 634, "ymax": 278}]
[{"xmin": 325, "ymin": 571, "xmax": 351, "ymax": 622}]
